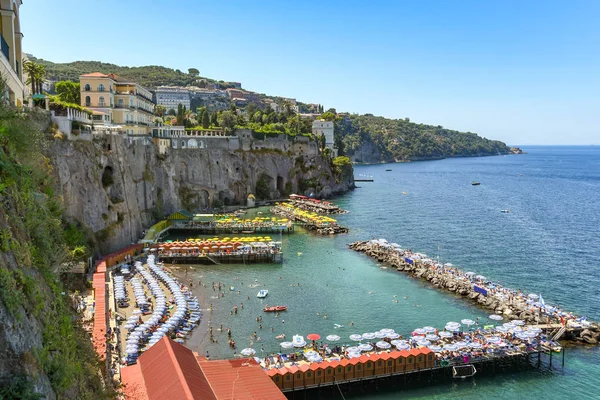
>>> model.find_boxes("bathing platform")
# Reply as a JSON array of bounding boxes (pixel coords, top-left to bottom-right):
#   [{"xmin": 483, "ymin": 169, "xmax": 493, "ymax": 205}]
[{"xmin": 158, "ymin": 252, "xmax": 282, "ymax": 264}]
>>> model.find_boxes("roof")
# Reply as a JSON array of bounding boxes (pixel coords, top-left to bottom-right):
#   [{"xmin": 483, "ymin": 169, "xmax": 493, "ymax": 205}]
[
  {"xmin": 80, "ymin": 72, "xmax": 111, "ymax": 78},
  {"xmin": 197, "ymin": 357, "xmax": 286, "ymax": 400},
  {"xmin": 122, "ymin": 337, "xmax": 215, "ymax": 400},
  {"xmin": 123, "ymin": 337, "xmax": 286, "ymax": 399},
  {"xmin": 167, "ymin": 210, "xmax": 194, "ymax": 220}
]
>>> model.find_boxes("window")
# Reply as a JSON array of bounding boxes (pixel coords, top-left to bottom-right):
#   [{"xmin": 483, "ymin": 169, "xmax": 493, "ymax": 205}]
[
  {"xmin": 296, "ymin": 373, "xmax": 300, "ymax": 379},
  {"xmin": 327, "ymin": 369, "xmax": 331, "ymax": 375},
  {"xmin": 307, "ymin": 371, "xmax": 311, "ymax": 377},
  {"xmin": 286, "ymin": 375, "xmax": 290, "ymax": 381},
  {"xmin": 408, "ymin": 358, "xmax": 413, "ymax": 363},
  {"xmin": 98, "ymin": 84, "xmax": 105, "ymax": 92},
  {"xmin": 356, "ymin": 365, "xmax": 361, "ymax": 371},
  {"xmin": 84, "ymin": 84, "xmax": 90, "ymax": 91},
  {"xmin": 275, "ymin": 376, "xmax": 279, "ymax": 382},
  {"xmin": 316, "ymin": 371, "xmax": 321, "ymax": 376},
  {"xmin": 85, "ymin": 96, "xmax": 91, "ymax": 106},
  {"xmin": 99, "ymin": 96, "xmax": 105, "ymax": 106},
  {"xmin": 388, "ymin": 361, "xmax": 393, "ymax": 366},
  {"xmin": 378, "ymin": 361, "xmax": 382, "ymax": 367},
  {"xmin": 118, "ymin": 99, "xmax": 124, "ymax": 107},
  {"xmin": 418, "ymin": 356, "xmax": 423, "ymax": 362},
  {"xmin": 347, "ymin": 367, "xmax": 351, "ymax": 372},
  {"xmin": 337, "ymin": 367, "xmax": 341, "ymax": 373}
]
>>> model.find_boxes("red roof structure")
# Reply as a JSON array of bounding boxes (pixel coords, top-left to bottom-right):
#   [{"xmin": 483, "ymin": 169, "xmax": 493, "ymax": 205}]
[{"xmin": 121, "ymin": 337, "xmax": 285, "ymax": 400}]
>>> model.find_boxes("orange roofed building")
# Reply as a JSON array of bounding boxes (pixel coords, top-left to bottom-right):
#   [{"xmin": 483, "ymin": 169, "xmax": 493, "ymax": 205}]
[{"xmin": 121, "ymin": 336, "xmax": 286, "ymax": 400}]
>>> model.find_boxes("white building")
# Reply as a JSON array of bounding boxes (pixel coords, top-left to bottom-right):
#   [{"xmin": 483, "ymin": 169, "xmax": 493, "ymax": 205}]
[
  {"xmin": 0, "ymin": 0, "xmax": 25, "ymax": 106},
  {"xmin": 151, "ymin": 124, "xmax": 185, "ymax": 154},
  {"xmin": 312, "ymin": 119, "xmax": 337, "ymax": 157},
  {"xmin": 155, "ymin": 86, "xmax": 191, "ymax": 112}
]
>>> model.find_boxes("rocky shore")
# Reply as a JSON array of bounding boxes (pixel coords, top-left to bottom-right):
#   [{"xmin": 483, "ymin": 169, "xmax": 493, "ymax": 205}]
[{"xmin": 349, "ymin": 240, "xmax": 599, "ymax": 345}]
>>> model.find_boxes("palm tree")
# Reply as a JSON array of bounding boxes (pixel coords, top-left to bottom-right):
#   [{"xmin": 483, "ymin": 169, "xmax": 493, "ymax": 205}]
[
  {"xmin": 23, "ymin": 60, "xmax": 38, "ymax": 94},
  {"xmin": 34, "ymin": 64, "xmax": 46, "ymax": 94}
]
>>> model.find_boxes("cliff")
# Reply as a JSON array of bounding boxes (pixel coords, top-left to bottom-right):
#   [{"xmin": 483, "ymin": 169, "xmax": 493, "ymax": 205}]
[
  {"xmin": 49, "ymin": 133, "xmax": 354, "ymax": 253},
  {"xmin": 0, "ymin": 108, "xmax": 105, "ymax": 399}
]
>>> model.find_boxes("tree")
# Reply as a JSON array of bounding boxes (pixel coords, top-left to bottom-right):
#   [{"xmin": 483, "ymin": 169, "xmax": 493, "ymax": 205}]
[
  {"xmin": 55, "ymin": 81, "xmax": 80, "ymax": 104},
  {"xmin": 320, "ymin": 112, "xmax": 336, "ymax": 121},
  {"xmin": 167, "ymin": 108, "xmax": 177, "ymax": 116},
  {"xmin": 188, "ymin": 68, "xmax": 199, "ymax": 76},
  {"xmin": 23, "ymin": 60, "xmax": 40, "ymax": 95},
  {"xmin": 202, "ymin": 110, "xmax": 210, "ymax": 129},
  {"xmin": 218, "ymin": 110, "xmax": 236, "ymax": 132},
  {"xmin": 155, "ymin": 105, "xmax": 166, "ymax": 117},
  {"xmin": 210, "ymin": 110, "xmax": 219, "ymax": 126}
]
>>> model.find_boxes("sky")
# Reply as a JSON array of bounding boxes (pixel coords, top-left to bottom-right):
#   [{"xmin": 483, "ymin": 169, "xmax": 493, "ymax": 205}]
[{"xmin": 21, "ymin": 0, "xmax": 600, "ymax": 145}]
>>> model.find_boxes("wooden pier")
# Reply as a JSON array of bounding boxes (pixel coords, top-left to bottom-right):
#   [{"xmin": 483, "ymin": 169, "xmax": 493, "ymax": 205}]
[
  {"xmin": 278, "ymin": 348, "xmax": 562, "ymax": 399},
  {"xmin": 168, "ymin": 222, "xmax": 294, "ymax": 235},
  {"xmin": 158, "ymin": 252, "xmax": 282, "ymax": 265}
]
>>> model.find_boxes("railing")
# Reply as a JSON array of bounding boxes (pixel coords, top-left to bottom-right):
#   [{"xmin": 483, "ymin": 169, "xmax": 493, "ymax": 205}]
[
  {"xmin": 0, "ymin": 33, "xmax": 9, "ymax": 62},
  {"xmin": 115, "ymin": 104, "xmax": 133, "ymax": 109}
]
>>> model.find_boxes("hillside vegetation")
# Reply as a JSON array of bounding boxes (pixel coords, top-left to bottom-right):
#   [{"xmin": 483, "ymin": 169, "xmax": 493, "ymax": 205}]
[
  {"xmin": 0, "ymin": 98, "xmax": 108, "ymax": 398},
  {"xmin": 336, "ymin": 114, "xmax": 510, "ymax": 162}
]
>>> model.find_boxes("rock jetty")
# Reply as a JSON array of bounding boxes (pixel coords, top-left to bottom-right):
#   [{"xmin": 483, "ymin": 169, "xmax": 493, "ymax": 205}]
[{"xmin": 349, "ymin": 240, "xmax": 599, "ymax": 344}]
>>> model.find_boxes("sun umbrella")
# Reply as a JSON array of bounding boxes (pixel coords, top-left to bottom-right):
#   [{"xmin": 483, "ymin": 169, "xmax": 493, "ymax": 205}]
[
  {"xmin": 461, "ymin": 319, "xmax": 475, "ymax": 326},
  {"xmin": 496, "ymin": 326, "xmax": 509, "ymax": 333},
  {"xmin": 293, "ymin": 340, "xmax": 307, "ymax": 348},
  {"xmin": 386, "ymin": 332, "xmax": 400, "ymax": 339},
  {"xmin": 523, "ymin": 331, "xmax": 538, "ymax": 338},
  {"xmin": 489, "ymin": 314, "xmax": 504, "ymax": 321},
  {"xmin": 347, "ymin": 351, "xmax": 361, "ymax": 358},
  {"xmin": 487, "ymin": 336, "xmax": 502, "ymax": 344},
  {"xmin": 429, "ymin": 345, "xmax": 443, "ymax": 352},
  {"xmin": 426, "ymin": 334, "xmax": 439, "ymax": 341},
  {"xmin": 423, "ymin": 326, "xmax": 436, "ymax": 333},
  {"xmin": 362, "ymin": 332, "xmax": 376, "ymax": 340},
  {"xmin": 346, "ymin": 346, "xmax": 359, "ymax": 353},
  {"xmin": 358, "ymin": 343, "xmax": 373, "ymax": 352},
  {"xmin": 374, "ymin": 331, "xmax": 387, "ymax": 339},
  {"xmin": 503, "ymin": 323, "xmax": 516, "ymax": 329},
  {"xmin": 240, "ymin": 348, "xmax": 256, "ymax": 356},
  {"xmin": 528, "ymin": 294, "xmax": 539, "ymax": 299},
  {"xmin": 439, "ymin": 331, "xmax": 454, "ymax": 338},
  {"xmin": 513, "ymin": 326, "xmax": 524, "ymax": 332},
  {"xmin": 307, "ymin": 354, "xmax": 323, "ymax": 363},
  {"xmin": 444, "ymin": 344, "xmax": 458, "ymax": 351},
  {"xmin": 416, "ymin": 339, "xmax": 430, "ymax": 347},
  {"xmin": 396, "ymin": 343, "xmax": 411, "ymax": 350},
  {"xmin": 413, "ymin": 328, "xmax": 426, "ymax": 335},
  {"xmin": 390, "ymin": 339, "xmax": 404, "ymax": 346},
  {"xmin": 307, "ymin": 333, "xmax": 321, "ymax": 341},
  {"xmin": 445, "ymin": 324, "xmax": 460, "ymax": 332},
  {"xmin": 470, "ymin": 342, "xmax": 483, "ymax": 349},
  {"xmin": 454, "ymin": 341, "xmax": 468, "ymax": 349},
  {"xmin": 380, "ymin": 328, "xmax": 395, "ymax": 334},
  {"xmin": 376, "ymin": 341, "xmax": 391, "ymax": 349},
  {"xmin": 326, "ymin": 335, "xmax": 341, "ymax": 341},
  {"xmin": 350, "ymin": 334, "xmax": 363, "ymax": 341}
]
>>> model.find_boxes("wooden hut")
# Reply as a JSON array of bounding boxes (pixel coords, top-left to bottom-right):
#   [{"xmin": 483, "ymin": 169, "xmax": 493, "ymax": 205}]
[
  {"xmin": 313, "ymin": 363, "xmax": 325, "ymax": 385},
  {"xmin": 395, "ymin": 350, "xmax": 409, "ymax": 373},
  {"xmin": 300, "ymin": 364, "xmax": 313, "ymax": 386},
  {"xmin": 379, "ymin": 352, "xmax": 393, "ymax": 375},
  {"xmin": 267, "ymin": 368, "xmax": 282, "ymax": 389},
  {"xmin": 281, "ymin": 367, "xmax": 294, "ymax": 390},
  {"xmin": 363, "ymin": 355, "xmax": 376, "ymax": 377},
  {"xmin": 325, "ymin": 360, "xmax": 338, "ymax": 383},
  {"xmin": 354, "ymin": 356, "xmax": 365, "ymax": 378}
]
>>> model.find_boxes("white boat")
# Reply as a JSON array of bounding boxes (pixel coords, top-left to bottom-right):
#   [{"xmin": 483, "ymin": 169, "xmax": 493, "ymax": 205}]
[
  {"xmin": 257, "ymin": 289, "xmax": 269, "ymax": 298},
  {"xmin": 500, "ymin": 209, "xmax": 511, "ymax": 213}
]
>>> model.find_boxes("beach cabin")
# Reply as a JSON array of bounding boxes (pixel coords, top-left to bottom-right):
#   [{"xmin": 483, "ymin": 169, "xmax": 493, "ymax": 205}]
[
  {"xmin": 281, "ymin": 367, "xmax": 294, "ymax": 390},
  {"xmin": 324, "ymin": 360, "xmax": 338, "ymax": 383},
  {"xmin": 267, "ymin": 368, "xmax": 282, "ymax": 389},
  {"xmin": 421, "ymin": 348, "xmax": 434, "ymax": 368},
  {"xmin": 288, "ymin": 365, "xmax": 304, "ymax": 388},
  {"xmin": 354, "ymin": 357, "xmax": 365, "ymax": 378},
  {"xmin": 411, "ymin": 348, "xmax": 425, "ymax": 369},
  {"xmin": 313, "ymin": 363, "xmax": 325, "ymax": 385},
  {"xmin": 301, "ymin": 364, "xmax": 313, "ymax": 386},
  {"xmin": 364, "ymin": 355, "xmax": 376, "ymax": 377},
  {"xmin": 347, "ymin": 358, "xmax": 358, "ymax": 379},
  {"xmin": 397, "ymin": 350, "xmax": 410, "ymax": 372},
  {"xmin": 335, "ymin": 359, "xmax": 348, "ymax": 381},
  {"xmin": 379, "ymin": 352, "xmax": 393, "ymax": 375}
]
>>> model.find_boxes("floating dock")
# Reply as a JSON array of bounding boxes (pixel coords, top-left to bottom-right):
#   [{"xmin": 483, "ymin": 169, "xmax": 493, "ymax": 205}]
[{"xmin": 157, "ymin": 253, "xmax": 282, "ymax": 264}]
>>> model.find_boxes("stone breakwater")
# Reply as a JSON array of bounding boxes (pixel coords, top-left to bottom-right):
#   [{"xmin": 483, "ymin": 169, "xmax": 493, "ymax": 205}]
[{"xmin": 349, "ymin": 240, "xmax": 600, "ymax": 345}]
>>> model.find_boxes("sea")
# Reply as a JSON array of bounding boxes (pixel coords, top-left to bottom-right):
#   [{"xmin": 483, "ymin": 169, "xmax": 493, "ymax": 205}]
[{"xmin": 171, "ymin": 146, "xmax": 600, "ymax": 399}]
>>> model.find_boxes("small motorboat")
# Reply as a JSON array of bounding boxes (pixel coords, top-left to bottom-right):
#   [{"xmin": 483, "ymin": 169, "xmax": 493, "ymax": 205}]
[
  {"xmin": 385, "ymin": 169, "xmax": 392, "ymax": 171},
  {"xmin": 275, "ymin": 334, "xmax": 285, "ymax": 340},
  {"xmin": 472, "ymin": 181, "xmax": 480, "ymax": 186},
  {"xmin": 257, "ymin": 289, "xmax": 269, "ymax": 298},
  {"xmin": 500, "ymin": 209, "xmax": 511, "ymax": 213},
  {"xmin": 264, "ymin": 305, "xmax": 287, "ymax": 312}
]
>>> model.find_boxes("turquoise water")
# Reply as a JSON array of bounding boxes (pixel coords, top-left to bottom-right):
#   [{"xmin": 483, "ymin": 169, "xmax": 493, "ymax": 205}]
[{"xmin": 174, "ymin": 146, "xmax": 600, "ymax": 399}]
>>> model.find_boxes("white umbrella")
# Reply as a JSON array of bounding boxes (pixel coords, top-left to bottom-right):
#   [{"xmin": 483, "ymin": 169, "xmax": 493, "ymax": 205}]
[
  {"xmin": 423, "ymin": 326, "xmax": 436, "ymax": 333},
  {"xmin": 379, "ymin": 328, "xmax": 395, "ymax": 334},
  {"xmin": 293, "ymin": 340, "xmax": 307, "ymax": 348},
  {"xmin": 439, "ymin": 331, "xmax": 454, "ymax": 338},
  {"xmin": 416, "ymin": 339, "xmax": 430, "ymax": 347},
  {"xmin": 426, "ymin": 334, "xmax": 439, "ymax": 341},
  {"xmin": 241, "ymin": 348, "xmax": 256, "ymax": 356},
  {"xmin": 413, "ymin": 328, "xmax": 426, "ymax": 335},
  {"xmin": 395, "ymin": 343, "xmax": 410, "ymax": 350},
  {"xmin": 386, "ymin": 332, "xmax": 400, "ymax": 339},
  {"xmin": 496, "ymin": 326, "xmax": 509, "ymax": 333},
  {"xmin": 362, "ymin": 332, "xmax": 376, "ymax": 340},
  {"xmin": 326, "ymin": 335, "xmax": 341, "ymax": 341},
  {"xmin": 528, "ymin": 294, "xmax": 539, "ymax": 299},
  {"xmin": 346, "ymin": 346, "xmax": 359, "ymax": 353},
  {"xmin": 461, "ymin": 319, "xmax": 475, "ymax": 326},
  {"xmin": 376, "ymin": 341, "xmax": 391, "ymax": 349},
  {"xmin": 527, "ymin": 327, "xmax": 542, "ymax": 333},
  {"xmin": 489, "ymin": 314, "xmax": 503, "ymax": 321},
  {"xmin": 444, "ymin": 344, "xmax": 458, "ymax": 351},
  {"xmin": 454, "ymin": 341, "xmax": 468, "ymax": 349},
  {"xmin": 444, "ymin": 324, "xmax": 460, "ymax": 332},
  {"xmin": 470, "ymin": 342, "xmax": 483, "ymax": 349},
  {"xmin": 349, "ymin": 334, "xmax": 363, "ymax": 341},
  {"xmin": 429, "ymin": 345, "xmax": 443, "ymax": 352},
  {"xmin": 358, "ymin": 343, "xmax": 373, "ymax": 352},
  {"xmin": 280, "ymin": 342, "xmax": 294, "ymax": 349},
  {"xmin": 390, "ymin": 339, "xmax": 404, "ymax": 346},
  {"xmin": 374, "ymin": 331, "xmax": 386, "ymax": 339}
]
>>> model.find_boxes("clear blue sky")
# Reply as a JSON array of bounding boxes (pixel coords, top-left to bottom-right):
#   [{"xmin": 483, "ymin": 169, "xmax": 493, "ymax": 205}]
[{"xmin": 22, "ymin": 0, "xmax": 599, "ymax": 145}]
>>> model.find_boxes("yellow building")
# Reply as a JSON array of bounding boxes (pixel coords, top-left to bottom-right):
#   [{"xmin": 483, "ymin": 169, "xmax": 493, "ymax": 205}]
[
  {"xmin": 80, "ymin": 72, "xmax": 155, "ymax": 135},
  {"xmin": 0, "ymin": 0, "xmax": 24, "ymax": 106}
]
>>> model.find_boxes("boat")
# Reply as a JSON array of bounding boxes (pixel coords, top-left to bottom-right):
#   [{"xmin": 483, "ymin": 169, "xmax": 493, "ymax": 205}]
[
  {"xmin": 257, "ymin": 289, "xmax": 269, "ymax": 298},
  {"xmin": 385, "ymin": 169, "xmax": 392, "ymax": 171},
  {"xmin": 472, "ymin": 181, "xmax": 480, "ymax": 186},
  {"xmin": 500, "ymin": 209, "xmax": 511, "ymax": 213},
  {"xmin": 263, "ymin": 305, "xmax": 287, "ymax": 312}
]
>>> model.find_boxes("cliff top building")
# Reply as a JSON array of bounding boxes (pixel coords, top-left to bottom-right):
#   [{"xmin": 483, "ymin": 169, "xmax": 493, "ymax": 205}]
[
  {"xmin": 155, "ymin": 86, "xmax": 190, "ymax": 112},
  {"xmin": 312, "ymin": 119, "xmax": 337, "ymax": 157},
  {"xmin": 0, "ymin": 0, "xmax": 24, "ymax": 106},
  {"xmin": 80, "ymin": 72, "xmax": 155, "ymax": 135}
]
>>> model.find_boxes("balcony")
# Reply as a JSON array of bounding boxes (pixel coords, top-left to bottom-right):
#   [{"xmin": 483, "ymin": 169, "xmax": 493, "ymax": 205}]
[
  {"xmin": 115, "ymin": 104, "xmax": 133, "ymax": 109},
  {"xmin": 1, "ymin": 33, "xmax": 9, "ymax": 62}
]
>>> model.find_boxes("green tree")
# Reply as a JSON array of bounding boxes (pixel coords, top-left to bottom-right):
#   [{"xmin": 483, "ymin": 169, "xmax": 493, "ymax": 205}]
[
  {"xmin": 155, "ymin": 105, "xmax": 166, "ymax": 117},
  {"xmin": 210, "ymin": 110, "xmax": 219, "ymax": 126},
  {"xmin": 167, "ymin": 108, "xmax": 177, "ymax": 116},
  {"xmin": 218, "ymin": 110, "xmax": 237, "ymax": 132},
  {"xmin": 54, "ymin": 81, "xmax": 80, "ymax": 104},
  {"xmin": 188, "ymin": 68, "xmax": 199, "ymax": 76},
  {"xmin": 23, "ymin": 60, "xmax": 40, "ymax": 95},
  {"xmin": 202, "ymin": 110, "xmax": 210, "ymax": 128}
]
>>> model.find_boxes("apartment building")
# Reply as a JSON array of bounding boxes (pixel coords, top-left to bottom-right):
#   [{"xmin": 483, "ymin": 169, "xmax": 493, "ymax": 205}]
[
  {"xmin": 80, "ymin": 72, "xmax": 155, "ymax": 135},
  {"xmin": 312, "ymin": 119, "xmax": 337, "ymax": 156},
  {"xmin": 0, "ymin": 0, "xmax": 24, "ymax": 106},
  {"xmin": 155, "ymin": 86, "xmax": 190, "ymax": 112}
]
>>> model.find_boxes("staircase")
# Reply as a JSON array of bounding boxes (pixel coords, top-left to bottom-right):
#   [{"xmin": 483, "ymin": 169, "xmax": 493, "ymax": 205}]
[
  {"xmin": 204, "ymin": 254, "xmax": 221, "ymax": 265},
  {"xmin": 552, "ymin": 326, "xmax": 567, "ymax": 341}
]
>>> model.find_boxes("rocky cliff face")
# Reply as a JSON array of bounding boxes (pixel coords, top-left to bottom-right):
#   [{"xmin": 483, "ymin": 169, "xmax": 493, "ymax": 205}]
[{"xmin": 49, "ymin": 134, "xmax": 354, "ymax": 253}]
